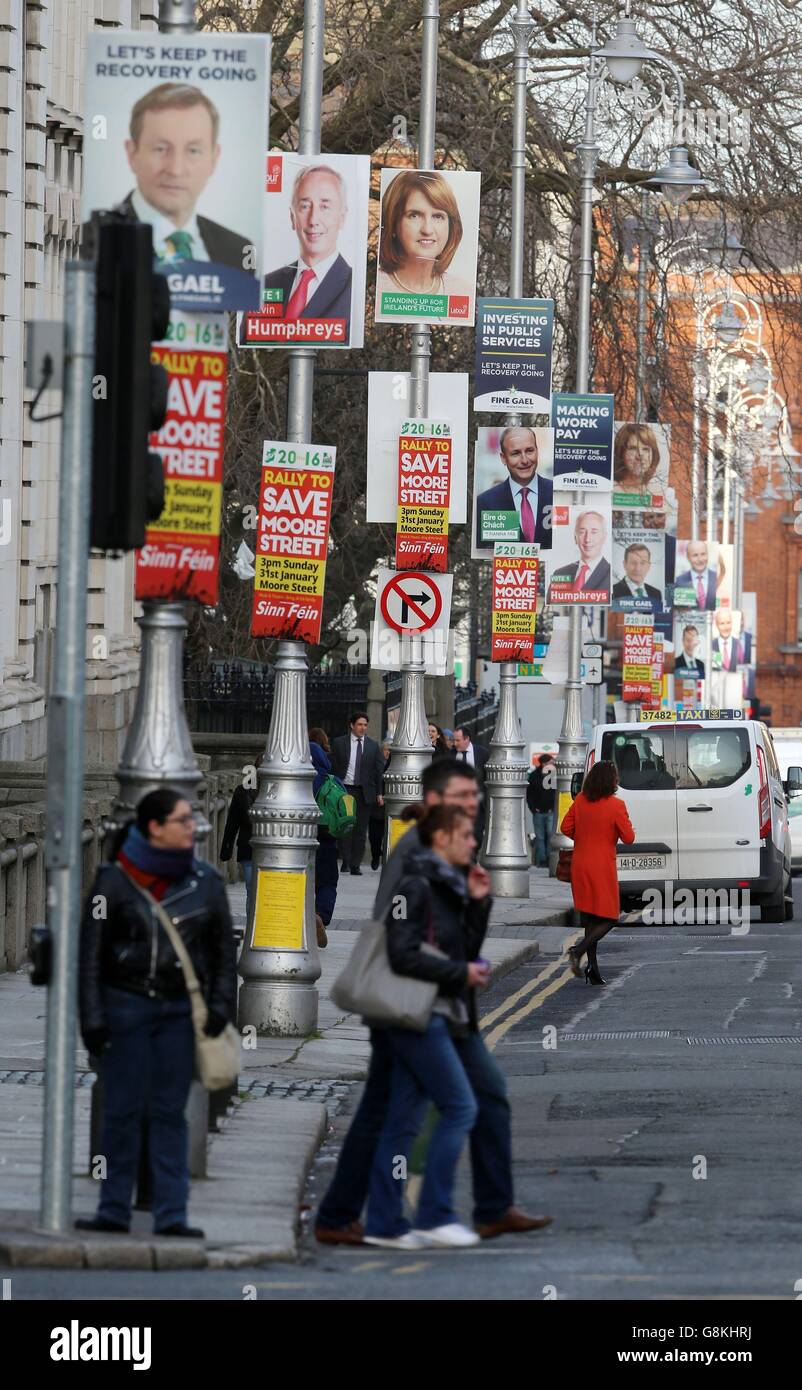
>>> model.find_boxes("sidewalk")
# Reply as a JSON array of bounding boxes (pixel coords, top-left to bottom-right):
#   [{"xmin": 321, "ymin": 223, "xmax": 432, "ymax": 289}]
[{"xmin": 0, "ymin": 867, "xmax": 572, "ymax": 1270}]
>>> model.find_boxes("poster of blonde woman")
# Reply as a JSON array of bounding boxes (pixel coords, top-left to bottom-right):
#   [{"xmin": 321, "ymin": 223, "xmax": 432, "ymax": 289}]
[{"xmin": 374, "ymin": 168, "xmax": 481, "ymax": 327}]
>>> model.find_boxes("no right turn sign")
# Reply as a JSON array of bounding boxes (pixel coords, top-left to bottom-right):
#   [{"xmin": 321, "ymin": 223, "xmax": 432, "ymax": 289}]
[{"xmin": 372, "ymin": 567, "xmax": 453, "ymax": 675}]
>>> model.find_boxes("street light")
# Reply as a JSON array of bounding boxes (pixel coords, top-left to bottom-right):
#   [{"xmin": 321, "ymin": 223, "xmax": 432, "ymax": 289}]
[
  {"xmin": 713, "ymin": 300, "xmax": 744, "ymax": 345},
  {"xmin": 596, "ymin": 16, "xmax": 652, "ymax": 83},
  {"xmin": 644, "ymin": 145, "xmax": 706, "ymax": 206}
]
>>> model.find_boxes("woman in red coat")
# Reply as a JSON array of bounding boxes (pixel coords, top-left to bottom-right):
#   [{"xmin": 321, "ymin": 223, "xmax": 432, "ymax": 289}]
[{"xmin": 559, "ymin": 760, "xmax": 635, "ymax": 985}]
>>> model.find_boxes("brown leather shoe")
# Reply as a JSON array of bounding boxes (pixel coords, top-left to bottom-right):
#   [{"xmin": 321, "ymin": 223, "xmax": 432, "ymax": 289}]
[
  {"xmin": 314, "ymin": 1221, "xmax": 364, "ymax": 1246},
  {"xmin": 315, "ymin": 914, "xmax": 328, "ymax": 949},
  {"xmin": 476, "ymin": 1207, "xmax": 554, "ymax": 1240}
]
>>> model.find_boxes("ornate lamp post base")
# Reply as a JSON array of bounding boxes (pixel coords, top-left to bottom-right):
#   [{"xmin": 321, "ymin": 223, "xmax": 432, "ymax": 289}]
[
  {"xmin": 480, "ymin": 661, "xmax": 531, "ymax": 898},
  {"xmin": 237, "ymin": 640, "xmax": 321, "ymax": 1037},
  {"xmin": 383, "ymin": 645, "xmax": 432, "ymax": 852}
]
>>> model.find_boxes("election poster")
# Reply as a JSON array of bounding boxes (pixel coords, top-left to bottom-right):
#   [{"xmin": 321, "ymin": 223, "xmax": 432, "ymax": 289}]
[
  {"xmin": 490, "ymin": 544, "xmax": 539, "ymax": 662},
  {"xmin": 674, "ymin": 539, "xmax": 719, "ymax": 610},
  {"xmin": 622, "ymin": 616, "xmax": 655, "ymax": 702},
  {"xmin": 366, "ymin": 371, "xmax": 469, "ymax": 523},
  {"xmin": 474, "ymin": 298, "xmax": 553, "ymax": 413},
  {"xmin": 136, "ymin": 311, "xmax": 227, "ymax": 604},
  {"xmin": 546, "ymin": 501, "xmax": 612, "ymax": 606},
  {"xmin": 237, "ymin": 153, "xmax": 369, "ymax": 350},
  {"xmin": 612, "ymin": 423, "xmax": 671, "ymax": 510},
  {"xmin": 374, "ymin": 168, "xmax": 481, "ymax": 327},
  {"xmin": 251, "ymin": 440, "xmax": 335, "ymax": 644},
  {"xmin": 471, "ymin": 425, "xmax": 554, "ymax": 559},
  {"xmin": 716, "ymin": 542, "xmax": 734, "ymax": 608},
  {"xmin": 82, "ymin": 33, "xmax": 270, "ymax": 313},
  {"xmin": 673, "ymin": 611, "xmax": 708, "ymax": 681},
  {"xmin": 551, "ymin": 393, "xmax": 614, "ymax": 490},
  {"xmin": 611, "ymin": 528, "xmax": 665, "ymax": 613},
  {"xmin": 395, "ymin": 421, "xmax": 452, "ymax": 572},
  {"xmin": 712, "ymin": 608, "xmax": 750, "ymax": 671}
]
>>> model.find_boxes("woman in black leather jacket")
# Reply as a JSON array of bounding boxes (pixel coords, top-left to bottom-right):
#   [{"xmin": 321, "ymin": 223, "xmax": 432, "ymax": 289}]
[
  {"xmin": 77, "ymin": 788, "xmax": 237, "ymax": 1239},
  {"xmin": 363, "ymin": 803, "xmax": 492, "ymax": 1252}
]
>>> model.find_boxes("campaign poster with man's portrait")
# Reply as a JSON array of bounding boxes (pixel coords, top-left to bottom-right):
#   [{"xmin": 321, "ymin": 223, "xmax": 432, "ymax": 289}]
[
  {"xmin": 674, "ymin": 539, "xmax": 719, "ymax": 610},
  {"xmin": 374, "ymin": 168, "xmax": 481, "ymax": 327},
  {"xmin": 712, "ymin": 607, "xmax": 751, "ymax": 670},
  {"xmin": 673, "ymin": 611, "xmax": 707, "ymax": 680},
  {"xmin": 237, "ymin": 153, "xmax": 369, "ymax": 350},
  {"xmin": 82, "ymin": 32, "xmax": 270, "ymax": 312},
  {"xmin": 471, "ymin": 425, "xmax": 554, "ymax": 559},
  {"xmin": 611, "ymin": 528, "xmax": 665, "ymax": 613},
  {"xmin": 545, "ymin": 501, "xmax": 612, "ymax": 606},
  {"xmin": 612, "ymin": 423, "xmax": 672, "ymax": 510}
]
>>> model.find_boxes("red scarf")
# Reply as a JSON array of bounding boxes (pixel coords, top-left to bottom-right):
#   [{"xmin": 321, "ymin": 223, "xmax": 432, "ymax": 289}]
[{"xmin": 117, "ymin": 849, "xmax": 171, "ymax": 901}]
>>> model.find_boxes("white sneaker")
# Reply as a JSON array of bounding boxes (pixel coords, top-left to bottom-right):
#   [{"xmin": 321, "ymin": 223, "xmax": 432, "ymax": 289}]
[
  {"xmin": 363, "ymin": 1232, "xmax": 425, "ymax": 1250},
  {"xmin": 413, "ymin": 1223, "xmax": 480, "ymax": 1248}
]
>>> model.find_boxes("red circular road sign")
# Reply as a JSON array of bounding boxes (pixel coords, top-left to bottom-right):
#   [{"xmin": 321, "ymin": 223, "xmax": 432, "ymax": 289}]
[{"xmin": 379, "ymin": 571, "xmax": 443, "ymax": 634}]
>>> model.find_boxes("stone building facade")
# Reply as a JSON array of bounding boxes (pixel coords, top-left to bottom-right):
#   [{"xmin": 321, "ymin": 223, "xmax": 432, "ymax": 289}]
[{"xmin": 0, "ymin": 0, "xmax": 158, "ymax": 763}]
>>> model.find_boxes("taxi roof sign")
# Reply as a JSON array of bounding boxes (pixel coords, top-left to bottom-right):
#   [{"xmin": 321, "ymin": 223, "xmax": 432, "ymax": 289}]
[{"xmin": 637, "ymin": 708, "xmax": 744, "ymax": 723}]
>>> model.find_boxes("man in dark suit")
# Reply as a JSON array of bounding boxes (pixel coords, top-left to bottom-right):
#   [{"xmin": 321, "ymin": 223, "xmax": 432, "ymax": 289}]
[
  {"xmin": 113, "ymin": 83, "xmax": 252, "ymax": 271},
  {"xmin": 330, "ymin": 712, "xmax": 385, "ymax": 874},
  {"xmin": 262, "ymin": 166, "xmax": 352, "ymax": 338},
  {"xmin": 476, "ymin": 427, "xmax": 553, "ymax": 551},
  {"xmin": 611, "ymin": 542, "xmax": 663, "ymax": 608},
  {"xmin": 674, "ymin": 624, "xmax": 705, "ymax": 679},
  {"xmin": 452, "ymin": 726, "xmax": 489, "ymax": 847},
  {"xmin": 547, "ymin": 509, "xmax": 610, "ymax": 601},
  {"xmin": 674, "ymin": 539, "xmax": 717, "ymax": 611},
  {"xmin": 711, "ymin": 609, "xmax": 746, "ymax": 671}
]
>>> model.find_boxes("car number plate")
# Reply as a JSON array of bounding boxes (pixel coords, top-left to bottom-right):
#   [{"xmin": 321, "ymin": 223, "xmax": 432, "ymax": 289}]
[{"xmin": 618, "ymin": 854, "xmax": 667, "ymax": 872}]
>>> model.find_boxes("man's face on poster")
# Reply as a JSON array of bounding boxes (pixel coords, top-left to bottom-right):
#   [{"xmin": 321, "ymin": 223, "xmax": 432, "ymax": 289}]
[
  {"xmin": 500, "ymin": 429, "xmax": 538, "ymax": 485},
  {"xmin": 575, "ymin": 512, "xmax": 606, "ymax": 563},
  {"xmin": 623, "ymin": 546, "xmax": 651, "ymax": 585},
  {"xmin": 686, "ymin": 541, "xmax": 708, "ymax": 575},
  {"xmin": 716, "ymin": 609, "xmax": 733, "ymax": 640},
  {"xmin": 126, "ymin": 104, "xmax": 220, "ymax": 225},
  {"xmin": 290, "ymin": 170, "xmax": 346, "ymax": 265},
  {"xmin": 682, "ymin": 627, "xmax": 699, "ymax": 657}
]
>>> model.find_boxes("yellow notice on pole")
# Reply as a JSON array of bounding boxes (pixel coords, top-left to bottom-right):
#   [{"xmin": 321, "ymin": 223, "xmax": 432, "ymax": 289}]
[
  {"xmin": 557, "ymin": 791, "xmax": 573, "ymax": 833},
  {"xmin": 252, "ymin": 870, "xmax": 305, "ymax": 951},
  {"xmin": 388, "ymin": 816, "xmax": 415, "ymax": 851}
]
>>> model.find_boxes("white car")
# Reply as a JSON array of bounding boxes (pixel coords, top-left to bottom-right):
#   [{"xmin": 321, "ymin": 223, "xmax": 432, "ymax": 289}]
[
  {"xmin": 766, "ymin": 729, "xmax": 802, "ymax": 871},
  {"xmin": 582, "ymin": 712, "xmax": 796, "ymax": 922}
]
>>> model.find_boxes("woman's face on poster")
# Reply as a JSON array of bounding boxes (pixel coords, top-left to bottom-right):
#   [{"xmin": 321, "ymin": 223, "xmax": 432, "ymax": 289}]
[
  {"xmin": 621, "ymin": 434, "xmax": 654, "ymax": 482},
  {"xmin": 397, "ymin": 188, "xmax": 450, "ymax": 265}
]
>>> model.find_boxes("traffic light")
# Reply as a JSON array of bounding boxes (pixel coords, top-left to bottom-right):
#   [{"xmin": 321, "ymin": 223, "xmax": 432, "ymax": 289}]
[
  {"xmin": 90, "ymin": 218, "xmax": 170, "ymax": 552},
  {"xmin": 749, "ymin": 694, "xmax": 772, "ymax": 724}
]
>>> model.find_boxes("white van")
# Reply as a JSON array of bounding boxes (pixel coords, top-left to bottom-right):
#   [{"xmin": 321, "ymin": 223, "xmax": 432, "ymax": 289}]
[{"xmin": 583, "ymin": 712, "xmax": 797, "ymax": 922}]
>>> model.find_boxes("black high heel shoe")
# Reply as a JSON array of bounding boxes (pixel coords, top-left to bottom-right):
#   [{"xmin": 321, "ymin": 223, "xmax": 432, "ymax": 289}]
[{"xmin": 584, "ymin": 962, "xmax": 606, "ymax": 986}]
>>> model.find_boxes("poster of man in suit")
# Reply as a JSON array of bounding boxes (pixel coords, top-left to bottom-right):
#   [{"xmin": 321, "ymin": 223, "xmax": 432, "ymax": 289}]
[
  {"xmin": 82, "ymin": 33, "xmax": 270, "ymax": 312},
  {"xmin": 674, "ymin": 539, "xmax": 719, "ymax": 610},
  {"xmin": 472, "ymin": 425, "xmax": 554, "ymax": 558},
  {"xmin": 238, "ymin": 153, "xmax": 369, "ymax": 349},
  {"xmin": 712, "ymin": 607, "xmax": 750, "ymax": 670},
  {"xmin": 611, "ymin": 530, "xmax": 665, "ymax": 613},
  {"xmin": 673, "ymin": 613, "xmax": 707, "ymax": 679},
  {"xmin": 546, "ymin": 503, "xmax": 612, "ymax": 606}
]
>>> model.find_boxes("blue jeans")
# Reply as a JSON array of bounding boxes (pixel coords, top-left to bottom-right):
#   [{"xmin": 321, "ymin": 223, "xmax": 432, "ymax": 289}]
[
  {"xmin": 96, "ymin": 986, "xmax": 195, "ymax": 1230},
  {"xmin": 364, "ymin": 1016, "xmax": 478, "ymax": 1237},
  {"xmin": 532, "ymin": 810, "xmax": 554, "ymax": 866},
  {"xmin": 317, "ymin": 1029, "xmax": 513, "ymax": 1228}
]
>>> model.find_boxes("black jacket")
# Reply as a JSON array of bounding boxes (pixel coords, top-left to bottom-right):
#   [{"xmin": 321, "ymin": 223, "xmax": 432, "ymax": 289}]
[
  {"xmin": 79, "ymin": 861, "xmax": 238, "ymax": 1036},
  {"xmin": 220, "ymin": 784, "xmax": 255, "ymax": 863},
  {"xmin": 385, "ymin": 848, "xmax": 491, "ymax": 1031},
  {"xmin": 330, "ymin": 733, "xmax": 385, "ymax": 804},
  {"xmin": 527, "ymin": 766, "xmax": 556, "ymax": 815}
]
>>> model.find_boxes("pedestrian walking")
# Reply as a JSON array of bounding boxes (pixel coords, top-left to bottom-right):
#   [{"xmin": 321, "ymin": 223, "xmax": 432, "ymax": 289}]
[
  {"xmin": 330, "ymin": 711, "xmax": 386, "ymax": 875},
  {"xmin": 315, "ymin": 757, "xmax": 552, "ymax": 1246},
  {"xmin": 77, "ymin": 789, "xmax": 237, "ymax": 1237},
  {"xmin": 219, "ymin": 780, "xmax": 257, "ymax": 917},
  {"xmin": 527, "ymin": 753, "xmax": 556, "ymax": 867},
  {"xmin": 309, "ymin": 727, "xmax": 341, "ymax": 948},
  {"xmin": 367, "ymin": 738, "xmax": 392, "ymax": 869},
  {"xmin": 428, "ymin": 721, "xmax": 451, "ymax": 757},
  {"xmin": 362, "ymin": 804, "xmax": 489, "ymax": 1249},
  {"xmin": 560, "ymin": 760, "xmax": 635, "ymax": 985}
]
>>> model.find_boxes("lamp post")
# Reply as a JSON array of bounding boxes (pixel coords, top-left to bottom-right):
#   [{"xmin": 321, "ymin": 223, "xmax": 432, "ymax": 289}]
[
  {"xmin": 381, "ymin": 0, "xmax": 440, "ymax": 841},
  {"xmin": 479, "ymin": 0, "xmax": 535, "ymax": 898},
  {"xmin": 551, "ymin": 13, "xmax": 700, "ymax": 872},
  {"xmin": 113, "ymin": 0, "xmax": 210, "ymax": 840},
  {"xmin": 237, "ymin": 0, "xmax": 324, "ymax": 1036}
]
